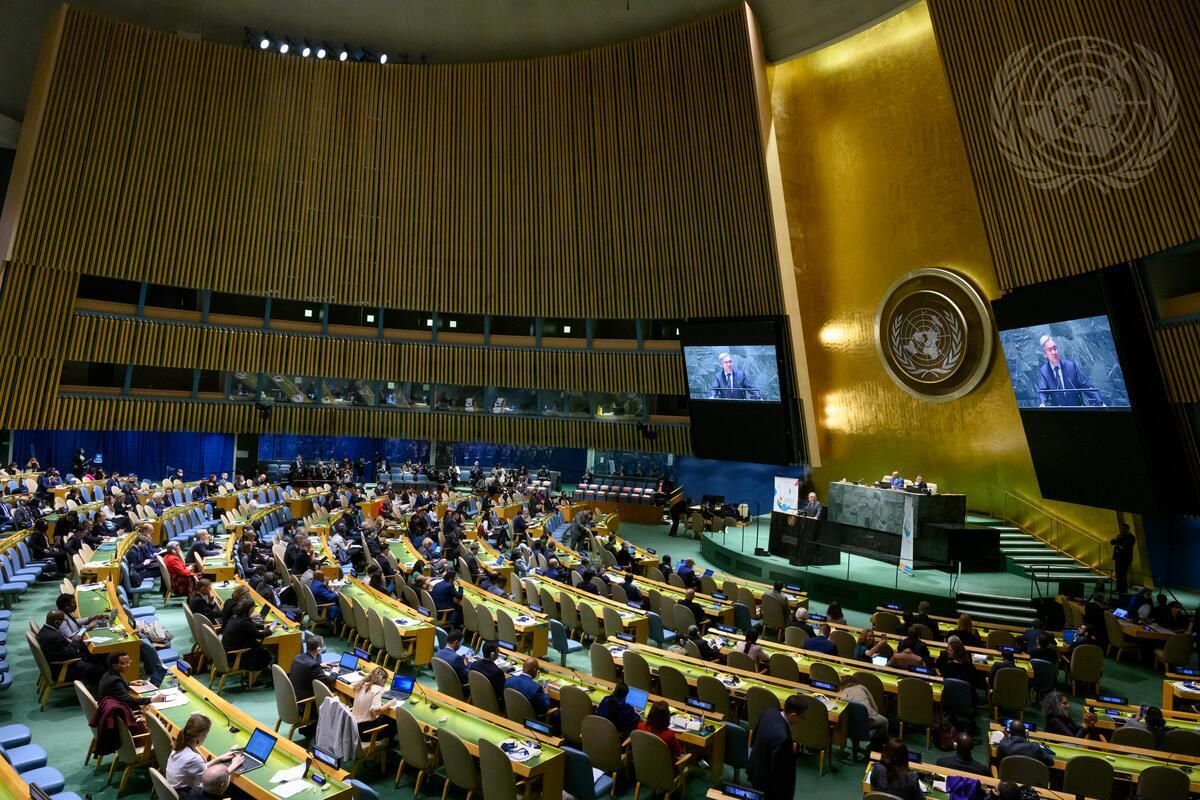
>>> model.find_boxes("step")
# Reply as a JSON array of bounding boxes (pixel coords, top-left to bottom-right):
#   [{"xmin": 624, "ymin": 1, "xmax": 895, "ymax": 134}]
[
  {"xmin": 957, "ymin": 593, "xmax": 1035, "ymax": 611},
  {"xmin": 1000, "ymin": 546, "xmax": 1067, "ymax": 556},
  {"xmin": 1007, "ymin": 553, "xmax": 1083, "ymax": 564}
]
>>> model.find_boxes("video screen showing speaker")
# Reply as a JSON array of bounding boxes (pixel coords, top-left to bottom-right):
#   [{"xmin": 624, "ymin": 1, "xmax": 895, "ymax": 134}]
[
  {"xmin": 683, "ymin": 346, "xmax": 782, "ymax": 402},
  {"xmin": 993, "ymin": 267, "xmax": 1197, "ymax": 514},
  {"xmin": 680, "ymin": 318, "xmax": 802, "ymax": 465},
  {"xmin": 998, "ymin": 315, "xmax": 1130, "ymax": 409}
]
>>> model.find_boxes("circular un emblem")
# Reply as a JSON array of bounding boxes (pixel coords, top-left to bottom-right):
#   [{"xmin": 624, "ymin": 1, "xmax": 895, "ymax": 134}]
[
  {"xmin": 990, "ymin": 36, "xmax": 1178, "ymax": 193},
  {"xmin": 875, "ymin": 269, "xmax": 993, "ymax": 402}
]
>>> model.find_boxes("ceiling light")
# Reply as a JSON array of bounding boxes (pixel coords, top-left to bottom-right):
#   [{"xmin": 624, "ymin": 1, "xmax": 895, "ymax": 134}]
[
  {"xmin": 366, "ymin": 314, "xmax": 375, "ymax": 323},
  {"xmin": 301, "ymin": 43, "xmax": 312, "ymax": 57},
  {"xmin": 278, "ymin": 40, "xmax": 289, "ymax": 54},
  {"xmin": 317, "ymin": 45, "xmax": 327, "ymax": 59},
  {"xmin": 379, "ymin": 53, "xmax": 388, "ymax": 64},
  {"xmin": 563, "ymin": 325, "xmax": 572, "ymax": 334},
  {"xmin": 448, "ymin": 320, "xmax": 457, "ymax": 329}
]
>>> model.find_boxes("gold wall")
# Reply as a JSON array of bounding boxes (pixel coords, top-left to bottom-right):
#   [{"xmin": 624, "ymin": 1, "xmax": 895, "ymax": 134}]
[{"xmin": 769, "ymin": 3, "xmax": 1125, "ymax": 572}]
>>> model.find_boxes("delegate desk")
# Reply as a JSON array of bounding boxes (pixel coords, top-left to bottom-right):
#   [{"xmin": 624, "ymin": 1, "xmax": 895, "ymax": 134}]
[
  {"xmin": 497, "ymin": 645, "xmax": 729, "ymax": 779},
  {"xmin": 986, "ymin": 723, "xmax": 1200, "ymax": 793},
  {"xmin": 72, "ymin": 582, "xmax": 141, "ymax": 681},
  {"xmin": 821, "ymin": 620, "xmax": 1040, "ymax": 676},
  {"xmin": 0, "ymin": 750, "xmax": 34, "ymax": 800},
  {"xmin": 874, "ymin": 605, "xmax": 1066, "ymax": 648},
  {"xmin": 705, "ymin": 630, "xmax": 945, "ymax": 705},
  {"xmin": 1090, "ymin": 696, "xmax": 1200, "ymax": 735},
  {"xmin": 860, "ymin": 755, "xmax": 1089, "ymax": 800},
  {"xmin": 460, "ymin": 581, "xmax": 549, "ymax": 658},
  {"xmin": 826, "ymin": 481, "xmax": 968, "ymax": 567},
  {"xmin": 340, "ymin": 577, "xmax": 436, "ymax": 666},
  {"xmin": 608, "ymin": 642, "xmax": 849, "ymax": 737},
  {"xmin": 524, "ymin": 573, "xmax": 649, "ymax": 643},
  {"xmin": 600, "ymin": 568, "xmax": 735, "ymax": 626},
  {"xmin": 148, "ymin": 667, "xmax": 352, "ymax": 800},
  {"xmin": 78, "ymin": 532, "xmax": 135, "ymax": 583},
  {"xmin": 710, "ymin": 572, "xmax": 808, "ymax": 612},
  {"xmin": 211, "ymin": 578, "xmax": 303, "ymax": 670},
  {"xmin": 1162, "ymin": 671, "xmax": 1200, "ymax": 711},
  {"xmin": 333, "ymin": 661, "xmax": 565, "ymax": 798}
]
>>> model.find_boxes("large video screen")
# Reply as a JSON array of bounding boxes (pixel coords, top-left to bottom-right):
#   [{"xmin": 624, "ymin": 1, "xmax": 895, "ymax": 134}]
[
  {"xmin": 998, "ymin": 315, "xmax": 1130, "ymax": 409},
  {"xmin": 683, "ymin": 345, "xmax": 782, "ymax": 402}
]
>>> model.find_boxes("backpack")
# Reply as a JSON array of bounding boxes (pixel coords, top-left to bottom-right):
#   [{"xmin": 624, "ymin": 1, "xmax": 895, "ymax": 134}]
[{"xmin": 947, "ymin": 776, "xmax": 983, "ymax": 800}]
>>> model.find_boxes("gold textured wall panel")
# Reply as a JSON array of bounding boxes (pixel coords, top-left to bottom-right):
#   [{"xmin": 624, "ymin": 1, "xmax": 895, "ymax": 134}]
[
  {"xmin": 770, "ymin": 3, "xmax": 1124, "ymax": 572},
  {"xmin": 5, "ymin": 7, "xmax": 782, "ymax": 319},
  {"xmin": 1155, "ymin": 320, "xmax": 1200, "ymax": 403},
  {"xmin": 926, "ymin": 0, "xmax": 1200, "ymax": 289},
  {"xmin": 67, "ymin": 315, "xmax": 686, "ymax": 396}
]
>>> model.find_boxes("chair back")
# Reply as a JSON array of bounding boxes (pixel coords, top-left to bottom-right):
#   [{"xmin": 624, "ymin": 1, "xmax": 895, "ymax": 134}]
[
  {"xmin": 897, "ymin": 677, "xmax": 934, "ymax": 727},
  {"xmin": 746, "ymin": 685, "xmax": 780, "ymax": 730},
  {"xmin": 1062, "ymin": 754, "xmax": 1113, "ymax": 800},
  {"xmin": 1136, "ymin": 765, "xmax": 1191, "ymax": 800},
  {"xmin": 986, "ymin": 629, "xmax": 1018, "ymax": 649},
  {"xmin": 785, "ymin": 626, "xmax": 810, "ymax": 647},
  {"xmin": 477, "ymin": 738, "xmax": 517, "ymax": 800},
  {"xmin": 667, "ymin": 573, "xmax": 686, "ymax": 589},
  {"xmin": 561, "ymin": 746, "xmax": 602, "ymax": 800},
  {"xmin": 437, "ymin": 728, "xmax": 479, "ymax": 792},
  {"xmin": 829, "ymin": 630, "xmax": 856, "ymax": 660},
  {"xmin": 272, "ymin": 663, "xmax": 303, "ymax": 727},
  {"xmin": 559, "ymin": 593, "xmax": 580, "ymax": 631},
  {"xmin": 602, "ymin": 606, "xmax": 624, "ymax": 640},
  {"xmin": 992, "ymin": 667, "xmax": 1029, "ymax": 715},
  {"xmin": 1164, "ymin": 729, "xmax": 1200, "ymax": 756},
  {"xmin": 579, "ymin": 603, "xmax": 604, "ymax": 641},
  {"xmin": 476, "ymin": 605, "xmax": 498, "ymax": 642},
  {"xmin": 538, "ymin": 587, "xmax": 557, "ymax": 617},
  {"xmin": 581, "ymin": 714, "xmax": 623, "ymax": 773},
  {"xmin": 1162, "ymin": 633, "xmax": 1193, "ymax": 667},
  {"xmin": 622, "ymin": 650, "xmax": 652, "ymax": 691},
  {"xmin": 1069, "ymin": 643, "xmax": 1105, "ymax": 684},
  {"xmin": 461, "ymin": 596, "xmax": 479, "ymax": 636},
  {"xmin": 658, "ymin": 665, "xmax": 690, "ymax": 702},
  {"xmin": 559, "ymin": 684, "xmax": 593, "ymax": 744},
  {"xmin": 116, "ymin": 717, "xmax": 141, "ymax": 763},
  {"xmin": 312, "ymin": 678, "xmax": 335, "ymax": 708},
  {"xmin": 394, "ymin": 705, "xmax": 437, "ymax": 770},
  {"xmin": 200, "ymin": 626, "xmax": 230, "ymax": 673},
  {"xmin": 149, "ymin": 767, "xmax": 180, "ymax": 800},
  {"xmin": 792, "ymin": 696, "xmax": 830, "ymax": 750},
  {"xmin": 631, "ymin": 730, "xmax": 678, "ymax": 792},
  {"xmin": 809, "ymin": 661, "xmax": 840, "ymax": 687},
  {"xmin": 74, "ymin": 680, "xmax": 99, "ymax": 717},
  {"xmin": 1029, "ymin": 658, "xmax": 1056, "ymax": 695},
  {"xmin": 432, "ymin": 657, "xmax": 465, "ymax": 700},
  {"xmin": 673, "ymin": 603, "xmax": 697, "ymax": 635},
  {"xmin": 1103, "ymin": 613, "xmax": 1126, "ymax": 647},
  {"xmin": 1111, "ymin": 725, "xmax": 1156, "ymax": 748},
  {"xmin": 726, "ymin": 649, "xmax": 757, "ymax": 673},
  {"xmin": 998, "ymin": 754, "xmax": 1050, "ymax": 787},
  {"xmin": 697, "ymin": 675, "xmax": 732, "ymax": 717},
  {"xmin": 940, "ymin": 677, "xmax": 974, "ymax": 719},
  {"xmin": 768, "ymin": 652, "xmax": 801, "ymax": 682},
  {"xmin": 504, "ymin": 687, "xmax": 536, "ymax": 724},
  {"xmin": 609, "ymin": 583, "xmax": 628, "ymax": 604},
  {"xmin": 496, "ymin": 609, "xmax": 519, "ymax": 644},
  {"xmin": 468, "ymin": 670, "xmax": 500, "ymax": 715},
  {"xmin": 589, "ymin": 643, "xmax": 618, "ymax": 682},
  {"xmin": 761, "ymin": 594, "xmax": 788, "ymax": 631},
  {"xmin": 146, "ymin": 713, "xmax": 173, "ymax": 770}
]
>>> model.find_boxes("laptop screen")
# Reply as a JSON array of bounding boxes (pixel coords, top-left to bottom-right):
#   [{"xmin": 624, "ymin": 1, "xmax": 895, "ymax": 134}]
[
  {"xmin": 390, "ymin": 674, "xmax": 415, "ymax": 694},
  {"xmin": 872, "ymin": 656, "xmax": 889, "ymax": 666},
  {"xmin": 338, "ymin": 652, "xmax": 359, "ymax": 671},
  {"xmin": 626, "ymin": 687, "xmax": 649, "ymax": 714},
  {"xmin": 1062, "ymin": 628, "xmax": 1077, "ymax": 644},
  {"xmin": 702, "ymin": 569, "xmax": 714, "ymax": 577},
  {"xmin": 1113, "ymin": 608, "xmax": 1129, "ymax": 619},
  {"xmin": 244, "ymin": 729, "xmax": 276, "ymax": 763}
]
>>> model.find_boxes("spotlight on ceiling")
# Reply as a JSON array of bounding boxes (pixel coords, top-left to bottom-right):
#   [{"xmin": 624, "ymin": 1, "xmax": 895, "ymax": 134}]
[
  {"xmin": 338, "ymin": 45, "xmax": 350, "ymax": 62},
  {"xmin": 317, "ymin": 42, "xmax": 329, "ymax": 59},
  {"xmin": 259, "ymin": 32, "xmax": 272, "ymax": 50},
  {"xmin": 301, "ymin": 41, "xmax": 312, "ymax": 58},
  {"xmin": 278, "ymin": 39, "xmax": 289, "ymax": 54},
  {"xmin": 379, "ymin": 52, "xmax": 388, "ymax": 64}
]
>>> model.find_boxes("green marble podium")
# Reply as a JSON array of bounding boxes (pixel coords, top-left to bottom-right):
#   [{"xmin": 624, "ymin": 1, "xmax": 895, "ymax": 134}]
[{"xmin": 827, "ymin": 481, "xmax": 966, "ymax": 535}]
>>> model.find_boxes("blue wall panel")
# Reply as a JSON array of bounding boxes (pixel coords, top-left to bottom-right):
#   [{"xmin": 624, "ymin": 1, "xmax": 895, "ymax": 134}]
[
  {"xmin": 13, "ymin": 430, "xmax": 234, "ymax": 481},
  {"xmin": 673, "ymin": 456, "xmax": 808, "ymax": 516}
]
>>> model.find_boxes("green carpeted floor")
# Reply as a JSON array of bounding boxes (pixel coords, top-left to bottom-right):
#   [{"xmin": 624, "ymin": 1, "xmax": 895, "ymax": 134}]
[{"xmin": 1, "ymin": 520, "xmax": 1178, "ymax": 799}]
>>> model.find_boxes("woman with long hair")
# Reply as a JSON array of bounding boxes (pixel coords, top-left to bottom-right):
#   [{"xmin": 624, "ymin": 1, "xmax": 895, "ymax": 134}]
[
  {"xmin": 350, "ymin": 666, "xmax": 398, "ymax": 740},
  {"xmin": 738, "ymin": 628, "xmax": 767, "ymax": 668},
  {"xmin": 636, "ymin": 700, "xmax": 685, "ymax": 763},
  {"xmin": 869, "ymin": 737, "xmax": 925, "ymax": 799},
  {"xmin": 164, "ymin": 713, "xmax": 243, "ymax": 789},
  {"xmin": 1042, "ymin": 690, "xmax": 1104, "ymax": 740},
  {"xmin": 187, "ymin": 578, "xmax": 222, "ymax": 626}
]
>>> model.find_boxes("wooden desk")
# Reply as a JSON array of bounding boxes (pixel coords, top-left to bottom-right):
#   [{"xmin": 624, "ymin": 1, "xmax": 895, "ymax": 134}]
[
  {"xmin": 341, "ymin": 577, "xmax": 436, "ymax": 666},
  {"xmin": 148, "ymin": 667, "xmax": 353, "ymax": 800},
  {"xmin": 874, "ymin": 605, "xmax": 1066, "ymax": 646},
  {"xmin": 602, "ymin": 567, "xmax": 735, "ymax": 625},
  {"xmin": 985, "ymin": 722, "xmax": 1200, "ymax": 792},
  {"xmin": 1162, "ymin": 672, "xmax": 1200, "ymax": 711},
  {"xmin": 497, "ymin": 645, "xmax": 729, "ymax": 779},
  {"xmin": 525, "ymin": 573, "xmax": 649, "ymax": 643},
  {"xmin": 461, "ymin": 582, "xmax": 549, "ymax": 658},
  {"xmin": 710, "ymin": 571, "xmax": 808, "ymax": 611},
  {"xmin": 210, "ymin": 578, "xmax": 303, "ymax": 670},
  {"xmin": 861, "ymin": 754, "xmax": 1088, "ymax": 799},
  {"xmin": 821, "ymin": 618, "xmax": 1040, "ymax": 676},
  {"xmin": 707, "ymin": 630, "xmax": 945, "ymax": 703},
  {"xmin": 332, "ymin": 664, "xmax": 565, "ymax": 798},
  {"xmin": 78, "ymin": 532, "xmax": 134, "ymax": 583},
  {"xmin": 1089, "ymin": 697, "xmax": 1200, "ymax": 734},
  {"xmin": 73, "ymin": 582, "xmax": 140, "ymax": 681}
]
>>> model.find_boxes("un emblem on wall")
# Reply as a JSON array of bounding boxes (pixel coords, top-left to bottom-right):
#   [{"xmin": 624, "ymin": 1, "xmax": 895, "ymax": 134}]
[{"xmin": 875, "ymin": 269, "xmax": 993, "ymax": 402}]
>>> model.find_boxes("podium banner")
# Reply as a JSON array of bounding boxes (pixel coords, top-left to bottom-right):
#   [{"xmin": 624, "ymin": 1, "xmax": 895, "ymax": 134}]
[
  {"xmin": 899, "ymin": 494, "xmax": 915, "ymax": 575},
  {"xmin": 773, "ymin": 476, "xmax": 801, "ymax": 516}
]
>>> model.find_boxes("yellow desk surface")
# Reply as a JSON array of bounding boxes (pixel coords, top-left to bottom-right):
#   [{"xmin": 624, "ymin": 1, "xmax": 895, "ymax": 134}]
[
  {"xmin": 210, "ymin": 578, "xmax": 303, "ymax": 670},
  {"xmin": 341, "ymin": 577, "xmax": 436, "ymax": 666},
  {"xmin": 72, "ymin": 582, "xmax": 141, "ymax": 681},
  {"xmin": 525, "ymin": 573, "xmax": 649, "ymax": 643}
]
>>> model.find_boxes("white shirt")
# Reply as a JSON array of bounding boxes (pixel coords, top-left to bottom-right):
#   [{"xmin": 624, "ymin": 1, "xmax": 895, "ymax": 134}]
[
  {"xmin": 351, "ymin": 683, "xmax": 386, "ymax": 723},
  {"xmin": 165, "ymin": 747, "xmax": 206, "ymax": 789}
]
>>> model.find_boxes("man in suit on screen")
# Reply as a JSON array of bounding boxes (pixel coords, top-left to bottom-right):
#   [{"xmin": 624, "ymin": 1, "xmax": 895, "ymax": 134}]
[
  {"xmin": 708, "ymin": 352, "xmax": 760, "ymax": 400},
  {"xmin": 1036, "ymin": 335, "xmax": 1103, "ymax": 407}
]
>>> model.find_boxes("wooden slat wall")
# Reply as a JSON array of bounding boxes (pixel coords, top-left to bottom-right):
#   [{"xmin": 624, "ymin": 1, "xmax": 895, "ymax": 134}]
[
  {"xmin": 67, "ymin": 314, "xmax": 686, "ymax": 395},
  {"xmin": 48, "ymin": 396, "xmax": 690, "ymax": 454},
  {"xmin": 8, "ymin": 7, "xmax": 782, "ymax": 319},
  {"xmin": 1154, "ymin": 320, "xmax": 1200, "ymax": 403},
  {"xmin": 927, "ymin": 0, "xmax": 1200, "ymax": 290}
]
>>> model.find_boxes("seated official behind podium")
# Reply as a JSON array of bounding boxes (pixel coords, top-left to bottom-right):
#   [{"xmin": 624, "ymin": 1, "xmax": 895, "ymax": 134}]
[
  {"xmin": 888, "ymin": 471, "xmax": 905, "ymax": 489},
  {"xmin": 708, "ymin": 352, "xmax": 761, "ymax": 400}
]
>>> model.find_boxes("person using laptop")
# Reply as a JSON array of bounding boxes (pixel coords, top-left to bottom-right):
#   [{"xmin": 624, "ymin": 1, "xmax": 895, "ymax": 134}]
[
  {"xmin": 350, "ymin": 666, "xmax": 398, "ymax": 740},
  {"xmin": 289, "ymin": 635, "xmax": 335, "ymax": 707},
  {"xmin": 435, "ymin": 629, "xmax": 471, "ymax": 687},
  {"xmin": 166, "ymin": 714, "xmax": 244, "ymax": 790},
  {"xmin": 504, "ymin": 657, "xmax": 551, "ymax": 718},
  {"xmin": 99, "ymin": 652, "xmax": 166, "ymax": 708},
  {"xmin": 178, "ymin": 763, "xmax": 233, "ymax": 800},
  {"xmin": 596, "ymin": 682, "xmax": 641, "ymax": 739}
]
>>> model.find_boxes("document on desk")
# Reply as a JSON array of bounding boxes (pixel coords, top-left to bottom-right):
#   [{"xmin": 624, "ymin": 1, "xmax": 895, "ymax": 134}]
[
  {"xmin": 270, "ymin": 764, "xmax": 306, "ymax": 784},
  {"xmin": 272, "ymin": 779, "xmax": 312, "ymax": 798}
]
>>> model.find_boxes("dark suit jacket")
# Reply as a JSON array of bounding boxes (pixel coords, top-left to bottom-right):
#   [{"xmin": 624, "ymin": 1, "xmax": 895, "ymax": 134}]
[
  {"xmin": 935, "ymin": 753, "xmax": 990, "ymax": 776},
  {"xmin": 98, "ymin": 670, "xmax": 152, "ymax": 707},
  {"xmin": 709, "ymin": 368, "xmax": 760, "ymax": 400},
  {"xmin": 288, "ymin": 652, "xmax": 330, "ymax": 702},
  {"xmin": 468, "ymin": 658, "xmax": 507, "ymax": 705},
  {"xmin": 37, "ymin": 624, "xmax": 88, "ymax": 664},
  {"xmin": 996, "ymin": 735, "xmax": 1053, "ymax": 765},
  {"xmin": 1036, "ymin": 359, "xmax": 1101, "ymax": 406},
  {"xmin": 748, "ymin": 708, "xmax": 797, "ymax": 799}
]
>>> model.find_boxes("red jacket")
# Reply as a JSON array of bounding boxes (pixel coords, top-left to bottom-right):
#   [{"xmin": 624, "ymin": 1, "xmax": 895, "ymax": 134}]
[{"xmin": 89, "ymin": 696, "xmax": 145, "ymax": 755}]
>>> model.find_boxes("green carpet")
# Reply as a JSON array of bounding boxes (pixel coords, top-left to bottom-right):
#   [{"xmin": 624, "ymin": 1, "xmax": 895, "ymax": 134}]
[{"xmin": 1, "ymin": 521, "xmax": 1178, "ymax": 799}]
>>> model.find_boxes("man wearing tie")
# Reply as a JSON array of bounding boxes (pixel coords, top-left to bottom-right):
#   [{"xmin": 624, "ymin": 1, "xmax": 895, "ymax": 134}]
[
  {"xmin": 708, "ymin": 352, "xmax": 761, "ymax": 400},
  {"xmin": 801, "ymin": 492, "xmax": 822, "ymax": 519},
  {"xmin": 1036, "ymin": 335, "xmax": 1102, "ymax": 407},
  {"xmin": 888, "ymin": 471, "xmax": 905, "ymax": 489}
]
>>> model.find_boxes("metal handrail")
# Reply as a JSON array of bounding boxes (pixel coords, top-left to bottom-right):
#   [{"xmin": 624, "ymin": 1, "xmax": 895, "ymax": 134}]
[{"xmin": 1001, "ymin": 490, "xmax": 1110, "ymax": 577}]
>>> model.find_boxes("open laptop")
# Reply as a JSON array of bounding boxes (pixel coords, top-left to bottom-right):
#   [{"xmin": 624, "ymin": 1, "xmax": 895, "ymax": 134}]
[
  {"xmin": 382, "ymin": 673, "xmax": 415, "ymax": 702},
  {"xmin": 626, "ymin": 687, "xmax": 649, "ymax": 715},
  {"xmin": 1113, "ymin": 608, "xmax": 1129, "ymax": 619},
  {"xmin": 234, "ymin": 729, "xmax": 277, "ymax": 774},
  {"xmin": 332, "ymin": 651, "xmax": 361, "ymax": 677}
]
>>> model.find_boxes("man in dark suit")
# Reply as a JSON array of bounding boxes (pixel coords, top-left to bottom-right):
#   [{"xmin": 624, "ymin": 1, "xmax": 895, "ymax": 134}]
[
  {"xmin": 468, "ymin": 642, "xmax": 507, "ymax": 707},
  {"xmin": 1110, "ymin": 522, "xmax": 1136, "ymax": 595},
  {"xmin": 1036, "ymin": 336, "xmax": 1102, "ymax": 407},
  {"xmin": 936, "ymin": 733, "xmax": 990, "ymax": 776},
  {"xmin": 708, "ymin": 352, "xmax": 761, "ymax": 400},
  {"xmin": 289, "ymin": 635, "xmax": 334, "ymax": 704},
  {"xmin": 432, "ymin": 571, "xmax": 465, "ymax": 627},
  {"xmin": 435, "ymin": 629, "xmax": 471, "ymax": 686},
  {"xmin": 748, "ymin": 694, "xmax": 807, "ymax": 799},
  {"xmin": 37, "ymin": 611, "xmax": 107, "ymax": 685},
  {"xmin": 801, "ymin": 492, "xmax": 822, "ymax": 519},
  {"xmin": 996, "ymin": 720, "xmax": 1053, "ymax": 765}
]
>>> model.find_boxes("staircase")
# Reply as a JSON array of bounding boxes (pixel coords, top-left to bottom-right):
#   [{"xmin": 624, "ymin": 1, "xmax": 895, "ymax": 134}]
[{"xmin": 956, "ymin": 590, "xmax": 1039, "ymax": 627}]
